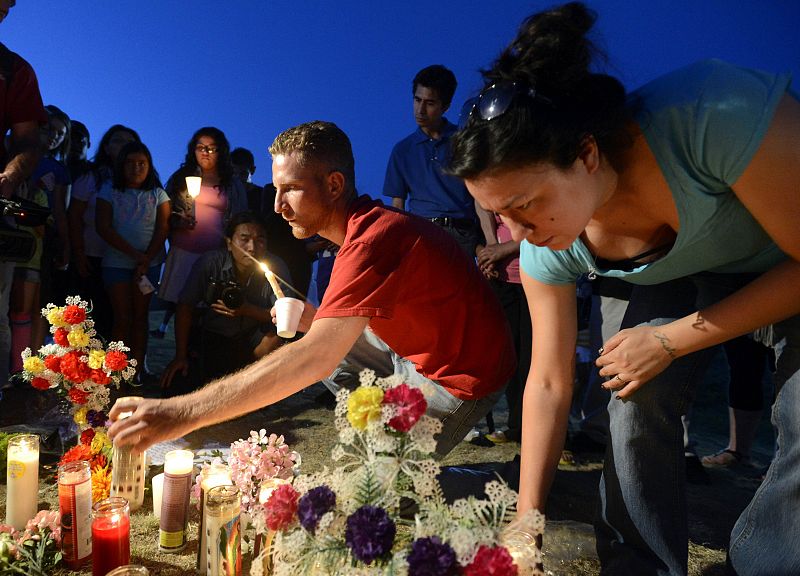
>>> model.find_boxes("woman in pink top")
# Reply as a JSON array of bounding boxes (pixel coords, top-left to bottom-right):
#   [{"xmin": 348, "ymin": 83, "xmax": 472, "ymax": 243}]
[{"xmin": 156, "ymin": 127, "xmax": 247, "ymax": 313}]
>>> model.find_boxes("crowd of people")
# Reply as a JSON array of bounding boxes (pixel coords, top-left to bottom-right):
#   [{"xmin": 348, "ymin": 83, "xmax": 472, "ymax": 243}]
[{"xmin": 2, "ymin": 1, "xmax": 798, "ymax": 575}]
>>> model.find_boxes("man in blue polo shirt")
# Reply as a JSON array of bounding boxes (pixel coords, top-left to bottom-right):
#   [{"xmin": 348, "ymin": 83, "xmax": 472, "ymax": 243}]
[{"xmin": 383, "ymin": 64, "xmax": 480, "ymax": 257}]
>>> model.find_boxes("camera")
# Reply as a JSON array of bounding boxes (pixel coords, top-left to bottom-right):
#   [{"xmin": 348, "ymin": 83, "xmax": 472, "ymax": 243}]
[
  {"xmin": 205, "ymin": 277, "xmax": 244, "ymax": 309},
  {"xmin": 0, "ymin": 196, "xmax": 51, "ymax": 262}
]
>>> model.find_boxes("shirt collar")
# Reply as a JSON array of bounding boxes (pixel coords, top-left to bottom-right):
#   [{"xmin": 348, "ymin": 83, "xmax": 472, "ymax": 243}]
[{"xmin": 412, "ymin": 118, "xmax": 455, "ymax": 144}]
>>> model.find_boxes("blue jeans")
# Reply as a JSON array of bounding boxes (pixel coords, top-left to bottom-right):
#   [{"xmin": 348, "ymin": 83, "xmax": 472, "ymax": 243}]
[
  {"xmin": 322, "ymin": 328, "xmax": 504, "ymax": 457},
  {"xmin": 596, "ymin": 273, "xmax": 800, "ymax": 575}
]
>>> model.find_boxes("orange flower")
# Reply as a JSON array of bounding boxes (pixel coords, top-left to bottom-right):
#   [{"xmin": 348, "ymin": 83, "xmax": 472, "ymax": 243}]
[
  {"xmin": 59, "ymin": 444, "xmax": 92, "ymax": 466},
  {"xmin": 62, "ymin": 304, "xmax": 87, "ymax": 325},
  {"xmin": 104, "ymin": 350, "xmax": 128, "ymax": 371},
  {"xmin": 91, "ymin": 466, "xmax": 111, "ymax": 503}
]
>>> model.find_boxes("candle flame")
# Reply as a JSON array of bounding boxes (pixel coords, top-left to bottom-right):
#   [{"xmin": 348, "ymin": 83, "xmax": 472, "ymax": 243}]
[{"xmin": 259, "ymin": 262, "xmax": 269, "ymax": 274}]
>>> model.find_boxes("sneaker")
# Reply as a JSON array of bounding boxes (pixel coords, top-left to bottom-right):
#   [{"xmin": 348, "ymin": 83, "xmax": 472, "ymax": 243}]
[
  {"xmin": 701, "ymin": 449, "xmax": 750, "ymax": 468},
  {"xmin": 485, "ymin": 430, "xmax": 509, "ymax": 444},
  {"xmin": 149, "ymin": 328, "xmax": 166, "ymax": 339}
]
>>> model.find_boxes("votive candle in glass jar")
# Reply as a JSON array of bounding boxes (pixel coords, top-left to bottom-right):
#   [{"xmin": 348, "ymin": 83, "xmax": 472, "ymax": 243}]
[
  {"xmin": 59, "ymin": 460, "xmax": 93, "ymax": 569},
  {"xmin": 111, "ymin": 399, "xmax": 146, "ymax": 512},
  {"xmin": 5, "ymin": 434, "xmax": 39, "ymax": 530},
  {"xmin": 197, "ymin": 462, "xmax": 232, "ymax": 573},
  {"xmin": 159, "ymin": 449, "xmax": 194, "ymax": 553},
  {"xmin": 105, "ymin": 565, "xmax": 150, "ymax": 576},
  {"xmin": 205, "ymin": 485, "xmax": 241, "ymax": 576},
  {"xmin": 92, "ymin": 496, "xmax": 130, "ymax": 576}
]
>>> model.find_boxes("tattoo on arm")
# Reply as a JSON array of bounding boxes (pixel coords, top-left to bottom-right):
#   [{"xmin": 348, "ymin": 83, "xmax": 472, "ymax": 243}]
[{"xmin": 653, "ymin": 331, "xmax": 677, "ymax": 359}]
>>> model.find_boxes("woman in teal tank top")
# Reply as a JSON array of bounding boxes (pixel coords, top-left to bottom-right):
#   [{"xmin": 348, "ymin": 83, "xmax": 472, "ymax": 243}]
[{"xmin": 449, "ymin": 3, "xmax": 800, "ymax": 575}]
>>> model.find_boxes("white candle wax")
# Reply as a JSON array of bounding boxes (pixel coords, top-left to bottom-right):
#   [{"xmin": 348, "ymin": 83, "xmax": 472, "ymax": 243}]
[
  {"xmin": 151, "ymin": 473, "xmax": 165, "ymax": 519},
  {"xmin": 6, "ymin": 434, "xmax": 39, "ymax": 530},
  {"xmin": 164, "ymin": 450, "xmax": 194, "ymax": 475},
  {"xmin": 185, "ymin": 176, "xmax": 202, "ymax": 198},
  {"xmin": 258, "ymin": 477, "xmax": 290, "ymax": 504}
]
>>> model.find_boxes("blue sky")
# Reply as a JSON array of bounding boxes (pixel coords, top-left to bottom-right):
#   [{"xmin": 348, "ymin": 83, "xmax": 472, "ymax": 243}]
[{"xmin": 4, "ymin": 1, "xmax": 798, "ymax": 198}]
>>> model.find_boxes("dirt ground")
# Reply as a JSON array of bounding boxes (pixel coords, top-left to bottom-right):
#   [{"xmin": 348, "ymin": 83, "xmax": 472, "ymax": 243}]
[{"xmin": 0, "ymin": 310, "xmax": 775, "ymax": 575}]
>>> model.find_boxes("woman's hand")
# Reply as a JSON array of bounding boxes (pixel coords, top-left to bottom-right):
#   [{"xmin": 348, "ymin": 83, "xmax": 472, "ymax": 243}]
[{"xmin": 595, "ymin": 325, "xmax": 677, "ymax": 399}]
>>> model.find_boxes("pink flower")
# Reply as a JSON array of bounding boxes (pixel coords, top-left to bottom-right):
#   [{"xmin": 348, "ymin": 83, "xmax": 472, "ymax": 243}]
[
  {"xmin": 383, "ymin": 383, "xmax": 427, "ymax": 432},
  {"xmin": 264, "ymin": 483, "xmax": 299, "ymax": 531},
  {"xmin": 463, "ymin": 545, "xmax": 519, "ymax": 576}
]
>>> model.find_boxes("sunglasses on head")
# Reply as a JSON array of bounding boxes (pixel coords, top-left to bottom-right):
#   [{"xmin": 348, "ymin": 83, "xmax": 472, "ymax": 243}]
[{"xmin": 458, "ymin": 80, "xmax": 553, "ymax": 129}]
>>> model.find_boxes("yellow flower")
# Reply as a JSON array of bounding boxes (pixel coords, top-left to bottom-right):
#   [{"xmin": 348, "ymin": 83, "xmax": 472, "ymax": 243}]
[
  {"xmin": 74, "ymin": 407, "xmax": 89, "ymax": 426},
  {"xmin": 347, "ymin": 386, "xmax": 384, "ymax": 431},
  {"xmin": 67, "ymin": 329, "xmax": 90, "ymax": 348},
  {"xmin": 91, "ymin": 430, "xmax": 111, "ymax": 453},
  {"xmin": 23, "ymin": 356, "xmax": 45, "ymax": 374},
  {"xmin": 46, "ymin": 307, "xmax": 68, "ymax": 328},
  {"xmin": 91, "ymin": 466, "xmax": 111, "ymax": 503},
  {"xmin": 88, "ymin": 350, "xmax": 106, "ymax": 369}
]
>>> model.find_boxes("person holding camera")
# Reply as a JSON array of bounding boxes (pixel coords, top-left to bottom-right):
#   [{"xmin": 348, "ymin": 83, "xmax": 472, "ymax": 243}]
[{"xmin": 159, "ymin": 211, "xmax": 290, "ymax": 393}]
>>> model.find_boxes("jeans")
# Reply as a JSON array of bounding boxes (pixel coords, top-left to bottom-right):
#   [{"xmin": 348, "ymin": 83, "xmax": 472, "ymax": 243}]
[
  {"xmin": 322, "ymin": 328, "xmax": 504, "ymax": 457},
  {"xmin": 596, "ymin": 273, "xmax": 800, "ymax": 575}
]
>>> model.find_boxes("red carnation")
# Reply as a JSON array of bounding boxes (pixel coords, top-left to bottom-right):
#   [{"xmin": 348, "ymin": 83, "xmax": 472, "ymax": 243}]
[
  {"xmin": 44, "ymin": 354, "xmax": 62, "ymax": 372},
  {"xmin": 80, "ymin": 428, "xmax": 96, "ymax": 446},
  {"xmin": 104, "ymin": 350, "xmax": 128, "ymax": 371},
  {"xmin": 264, "ymin": 483, "xmax": 300, "ymax": 531},
  {"xmin": 383, "ymin": 383, "xmax": 427, "ymax": 433},
  {"xmin": 463, "ymin": 545, "xmax": 518, "ymax": 576},
  {"xmin": 68, "ymin": 387, "xmax": 90, "ymax": 405},
  {"xmin": 31, "ymin": 377, "xmax": 51, "ymax": 390},
  {"xmin": 54, "ymin": 327, "xmax": 70, "ymax": 347},
  {"xmin": 60, "ymin": 351, "xmax": 91, "ymax": 383},
  {"xmin": 62, "ymin": 305, "xmax": 87, "ymax": 325},
  {"xmin": 59, "ymin": 444, "xmax": 92, "ymax": 466},
  {"xmin": 90, "ymin": 368, "xmax": 111, "ymax": 385}
]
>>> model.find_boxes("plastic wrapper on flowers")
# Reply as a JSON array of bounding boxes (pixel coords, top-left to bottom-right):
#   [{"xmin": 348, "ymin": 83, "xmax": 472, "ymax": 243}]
[
  {"xmin": 18, "ymin": 296, "xmax": 136, "ymax": 503},
  {"xmin": 249, "ymin": 369, "xmax": 545, "ymax": 576}
]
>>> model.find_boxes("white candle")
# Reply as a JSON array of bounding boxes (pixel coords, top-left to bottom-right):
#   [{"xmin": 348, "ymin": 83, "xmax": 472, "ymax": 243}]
[
  {"xmin": 258, "ymin": 477, "xmax": 290, "ymax": 505},
  {"xmin": 185, "ymin": 176, "xmax": 202, "ymax": 198},
  {"xmin": 112, "ymin": 398, "xmax": 147, "ymax": 512},
  {"xmin": 151, "ymin": 473, "xmax": 165, "ymax": 519},
  {"xmin": 159, "ymin": 450, "xmax": 194, "ymax": 553},
  {"xmin": 6, "ymin": 434, "xmax": 39, "ymax": 530},
  {"xmin": 197, "ymin": 463, "xmax": 232, "ymax": 573},
  {"xmin": 205, "ymin": 485, "xmax": 241, "ymax": 576},
  {"xmin": 259, "ymin": 263, "xmax": 285, "ymax": 299}
]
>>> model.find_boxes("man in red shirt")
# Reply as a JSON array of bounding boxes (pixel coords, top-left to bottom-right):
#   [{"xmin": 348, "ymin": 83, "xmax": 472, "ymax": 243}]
[
  {"xmin": 110, "ymin": 121, "xmax": 514, "ymax": 457},
  {"xmin": 0, "ymin": 0, "xmax": 49, "ymax": 389}
]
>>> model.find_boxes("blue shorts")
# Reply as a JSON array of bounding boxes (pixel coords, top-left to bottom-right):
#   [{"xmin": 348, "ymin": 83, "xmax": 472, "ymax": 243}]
[{"xmin": 102, "ymin": 264, "xmax": 161, "ymax": 287}]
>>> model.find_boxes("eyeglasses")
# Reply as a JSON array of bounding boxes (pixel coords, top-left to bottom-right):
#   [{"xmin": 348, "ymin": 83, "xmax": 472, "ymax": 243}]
[
  {"xmin": 458, "ymin": 80, "xmax": 553, "ymax": 129},
  {"xmin": 195, "ymin": 145, "xmax": 218, "ymax": 155}
]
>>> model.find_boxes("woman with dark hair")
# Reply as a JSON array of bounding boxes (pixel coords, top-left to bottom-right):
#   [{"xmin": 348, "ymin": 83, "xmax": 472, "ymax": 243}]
[
  {"xmin": 96, "ymin": 141, "xmax": 170, "ymax": 380},
  {"xmin": 153, "ymin": 127, "xmax": 247, "ymax": 336},
  {"xmin": 67, "ymin": 124, "xmax": 140, "ymax": 339},
  {"xmin": 449, "ymin": 3, "xmax": 799, "ymax": 574}
]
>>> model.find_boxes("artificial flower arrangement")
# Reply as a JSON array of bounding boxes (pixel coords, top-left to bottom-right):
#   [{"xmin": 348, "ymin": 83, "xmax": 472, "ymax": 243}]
[
  {"xmin": 18, "ymin": 296, "xmax": 136, "ymax": 502},
  {"xmin": 193, "ymin": 430, "xmax": 299, "ymax": 516},
  {"xmin": 0, "ymin": 510, "xmax": 62, "ymax": 575},
  {"xmin": 250, "ymin": 369, "xmax": 545, "ymax": 576}
]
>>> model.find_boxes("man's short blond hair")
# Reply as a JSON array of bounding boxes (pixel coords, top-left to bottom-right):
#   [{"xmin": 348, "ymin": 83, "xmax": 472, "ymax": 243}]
[{"xmin": 269, "ymin": 121, "xmax": 356, "ymax": 194}]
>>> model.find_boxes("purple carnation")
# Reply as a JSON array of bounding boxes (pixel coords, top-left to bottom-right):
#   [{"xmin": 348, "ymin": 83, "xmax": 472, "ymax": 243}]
[
  {"xmin": 345, "ymin": 505, "xmax": 396, "ymax": 564},
  {"xmin": 407, "ymin": 536, "xmax": 458, "ymax": 576},
  {"xmin": 297, "ymin": 486, "xmax": 336, "ymax": 534},
  {"xmin": 87, "ymin": 410, "xmax": 108, "ymax": 428}
]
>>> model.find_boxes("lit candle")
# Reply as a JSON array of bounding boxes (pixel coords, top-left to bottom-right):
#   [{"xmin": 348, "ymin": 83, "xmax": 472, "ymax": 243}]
[
  {"xmin": 205, "ymin": 485, "xmax": 241, "ymax": 576},
  {"xmin": 159, "ymin": 449, "xmax": 194, "ymax": 553},
  {"xmin": 259, "ymin": 263, "xmax": 285, "ymax": 299},
  {"xmin": 185, "ymin": 176, "xmax": 202, "ymax": 198},
  {"xmin": 59, "ymin": 460, "xmax": 93, "ymax": 569},
  {"xmin": 111, "ymin": 399, "xmax": 147, "ymax": 512},
  {"xmin": 5, "ymin": 434, "xmax": 39, "ymax": 530},
  {"xmin": 91, "ymin": 496, "xmax": 130, "ymax": 576},
  {"xmin": 501, "ymin": 528, "xmax": 538, "ymax": 575},
  {"xmin": 256, "ymin": 477, "xmax": 291, "ymax": 569},
  {"xmin": 151, "ymin": 473, "xmax": 165, "ymax": 519},
  {"xmin": 197, "ymin": 463, "xmax": 232, "ymax": 573}
]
